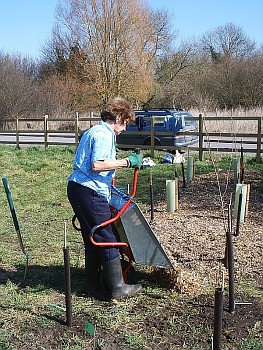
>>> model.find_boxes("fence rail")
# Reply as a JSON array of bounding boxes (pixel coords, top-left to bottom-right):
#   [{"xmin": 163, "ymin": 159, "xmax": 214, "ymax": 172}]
[{"xmin": 0, "ymin": 114, "xmax": 262, "ymax": 162}]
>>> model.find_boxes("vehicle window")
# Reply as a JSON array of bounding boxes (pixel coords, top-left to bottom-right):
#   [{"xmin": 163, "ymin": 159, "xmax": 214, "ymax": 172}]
[
  {"xmin": 182, "ymin": 113, "xmax": 195, "ymax": 126},
  {"xmin": 185, "ymin": 120, "xmax": 195, "ymax": 126},
  {"xmin": 135, "ymin": 116, "xmax": 146, "ymax": 131}
]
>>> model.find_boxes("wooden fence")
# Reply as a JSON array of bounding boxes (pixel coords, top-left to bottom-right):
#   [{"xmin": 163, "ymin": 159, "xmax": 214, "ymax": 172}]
[{"xmin": 0, "ymin": 114, "xmax": 262, "ymax": 162}]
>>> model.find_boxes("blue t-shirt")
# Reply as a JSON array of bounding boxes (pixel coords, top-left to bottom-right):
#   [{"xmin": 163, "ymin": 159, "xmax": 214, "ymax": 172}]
[{"xmin": 68, "ymin": 121, "xmax": 116, "ymax": 201}]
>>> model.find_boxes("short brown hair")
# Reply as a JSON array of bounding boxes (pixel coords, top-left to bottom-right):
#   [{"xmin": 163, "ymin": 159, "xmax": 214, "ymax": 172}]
[{"xmin": 101, "ymin": 97, "xmax": 135, "ymax": 124}]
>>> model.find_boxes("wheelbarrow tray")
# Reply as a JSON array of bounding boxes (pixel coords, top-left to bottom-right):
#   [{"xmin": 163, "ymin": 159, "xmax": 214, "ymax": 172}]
[{"xmin": 114, "ymin": 202, "xmax": 174, "ymax": 269}]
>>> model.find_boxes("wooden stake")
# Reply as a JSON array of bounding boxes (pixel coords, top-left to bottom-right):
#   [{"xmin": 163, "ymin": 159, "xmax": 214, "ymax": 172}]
[
  {"xmin": 226, "ymin": 229, "xmax": 235, "ymax": 313},
  {"xmin": 64, "ymin": 222, "xmax": 67, "ymax": 249},
  {"xmin": 244, "ymin": 184, "xmax": 250, "ymax": 220},
  {"xmin": 63, "ymin": 222, "xmax": 72, "ymax": 327},
  {"xmin": 150, "ymin": 169, "xmax": 154, "ymax": 221},
  {"xmin": 233, "ymin": 158, "xmax": 240, "ymax": 187},
  {"xmin": 181, "ymin": 162, "xmax": 186, "ymax": 188},
  {"xmin": 213, "ymin": 287, "xmax": 224, "ymax": 350},
  {"xmin": 64, "ymin": 247, "xmax": 72, "ymax": 327},
  {"xmin": 221, "ymin": 270, "xmax": 225, "ymax": 291}
]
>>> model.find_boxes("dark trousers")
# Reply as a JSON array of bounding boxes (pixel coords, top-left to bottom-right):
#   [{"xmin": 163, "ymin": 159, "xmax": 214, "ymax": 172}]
[{"xmin": 67, "ymin": 181, "xmax": 119, "ymax": 262}]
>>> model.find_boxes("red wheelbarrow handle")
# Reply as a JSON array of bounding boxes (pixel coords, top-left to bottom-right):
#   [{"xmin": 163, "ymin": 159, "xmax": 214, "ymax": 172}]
[
  {"xmin": 89, "ymin": 168, "xmax": 139, "ymax": 281},
  {"xmin": 89, "ymin": 167, "xmax": 138, "ymax": 235},
  {"xmin": 71, "ymin": 169, "xmax": 138, "ymax": 232}
]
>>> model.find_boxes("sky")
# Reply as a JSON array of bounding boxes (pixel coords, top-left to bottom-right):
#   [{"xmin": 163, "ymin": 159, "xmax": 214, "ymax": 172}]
[{"xmin": 0, "ymin": 0, "xmax": 263, "ymax": 59}]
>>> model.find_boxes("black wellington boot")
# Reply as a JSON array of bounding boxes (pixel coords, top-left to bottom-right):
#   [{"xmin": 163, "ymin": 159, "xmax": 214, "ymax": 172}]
[
  {"xmin": 102, "ymin": 257, "xmax": 142, "ymax": 299},
  {"xmin": 85, "ymin": 252, "xmax": 101, "ymax": 296}
]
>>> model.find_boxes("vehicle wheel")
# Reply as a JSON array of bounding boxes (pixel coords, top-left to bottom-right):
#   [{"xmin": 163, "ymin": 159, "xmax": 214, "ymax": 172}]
[{"xmin": 143, "ymin": 138, "xmax": 161, "ymax": 146}]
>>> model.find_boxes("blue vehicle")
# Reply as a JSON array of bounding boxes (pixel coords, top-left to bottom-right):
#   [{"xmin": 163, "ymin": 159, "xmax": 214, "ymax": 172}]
[{"xmin": 116, "ymin": 109, "xmax": 198, "ymax": 150}]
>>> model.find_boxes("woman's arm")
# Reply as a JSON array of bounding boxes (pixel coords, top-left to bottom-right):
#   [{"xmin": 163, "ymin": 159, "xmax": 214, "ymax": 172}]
[{"xmin": 92, "ymin": 158, "xmax": 129, "ymax": 172}]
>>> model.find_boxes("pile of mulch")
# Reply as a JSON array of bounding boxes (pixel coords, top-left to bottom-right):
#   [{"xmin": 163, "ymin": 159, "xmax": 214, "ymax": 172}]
[{"xmin": 143, "ymin": 169, "xmax": 263, "ymax": 294}]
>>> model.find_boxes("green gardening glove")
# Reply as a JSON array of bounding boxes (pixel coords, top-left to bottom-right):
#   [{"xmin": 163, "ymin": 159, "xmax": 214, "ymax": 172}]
[{"xmin": 127, "ymin": 152, "xmax": 143, "ymax": 169}]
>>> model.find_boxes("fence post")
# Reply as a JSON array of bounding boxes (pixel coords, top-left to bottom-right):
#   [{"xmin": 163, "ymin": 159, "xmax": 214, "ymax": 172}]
[
  {"xmin": 198, "ymin": 114, "xmax": 203, "ymax": 161},
  {"xmin": 16, "ymin": 118, "xmax": 19, "ymax": 148},
  {"xmin": 44, "ymin": 115, "xmax": 49, "ymax": 148},
  {"xmin": 256, "ymin": 116, "xmax": 262, "ymax": 163},
  {"xmin": 75, "ymin": 112, "xmax": 79, "ymax": 148},
  {"xmin": 150, "ymin": 117, "xmax": 155, "ymax": 159}
]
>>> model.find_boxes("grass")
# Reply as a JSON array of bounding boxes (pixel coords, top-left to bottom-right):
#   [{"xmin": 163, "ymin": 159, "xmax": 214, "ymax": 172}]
[
  {"xmin": 238, "ymin": 339, "xmax": 263, "ymax": 350},
  {"xmin": 0, "ymin": 145, "xmax": 262, "ymax": 349}
]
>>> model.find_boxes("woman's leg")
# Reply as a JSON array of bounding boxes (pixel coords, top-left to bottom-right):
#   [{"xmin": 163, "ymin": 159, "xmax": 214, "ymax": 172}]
[
  {"xmin": 67, "ymin": 181, "xmax": 119, "ymax": 261},
  {"xmin": 67, "ymin": 181, "xmax": 142, "ymax": 299}
]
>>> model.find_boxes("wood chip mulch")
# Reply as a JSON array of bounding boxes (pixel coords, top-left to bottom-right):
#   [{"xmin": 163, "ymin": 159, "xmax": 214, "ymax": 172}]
[{"xmin": 143, "ymin": 169, "xmax": 263, "ymax": 295}]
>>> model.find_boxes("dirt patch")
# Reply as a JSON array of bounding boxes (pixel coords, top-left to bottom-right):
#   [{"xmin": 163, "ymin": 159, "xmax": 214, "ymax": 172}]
[{"xmin": 145, "ymin": 169, "xmax": 263, "ymax": 293}]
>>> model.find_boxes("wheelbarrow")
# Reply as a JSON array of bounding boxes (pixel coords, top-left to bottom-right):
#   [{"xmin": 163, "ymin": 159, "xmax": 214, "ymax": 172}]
[
  {"xmin": 85, "ymin": 164, "xmax": 174, "ymax": 279},
  {"xmin": 72, "ymin": 157, "xmax": 174, "ymax": 281}
]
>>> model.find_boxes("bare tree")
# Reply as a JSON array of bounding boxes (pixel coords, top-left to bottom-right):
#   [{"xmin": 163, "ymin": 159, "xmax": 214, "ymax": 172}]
[
  {"xmin": 150, "ymin": 40, "xmax": 201, "ymax": 108},
  {"xmin": 201, "ymin": 23, "xmax": 256, "ymax": 61},
  {"xmin": 0, "ymin": 53, "xmax": 37, "ymax": 119},
  {"xmin": 155, "ymin": 40, "xmax": 198, "ymax": 84},
  {"xmin": 42, "ymin": 0, "xmax": 172, "ymax": 107},
  {"xmin": 36, "ymin": 74, "xmax": 95, "ymax": 117},
  {"xmin": 237, "ymin": 55, "xmax": 263, "ymax": 107}
]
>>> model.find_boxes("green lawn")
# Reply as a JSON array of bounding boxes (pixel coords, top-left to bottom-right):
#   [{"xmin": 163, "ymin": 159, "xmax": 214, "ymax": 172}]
[{"xmin": 0, "ymin": 146, "xmax": 262, "ymax": 350}]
